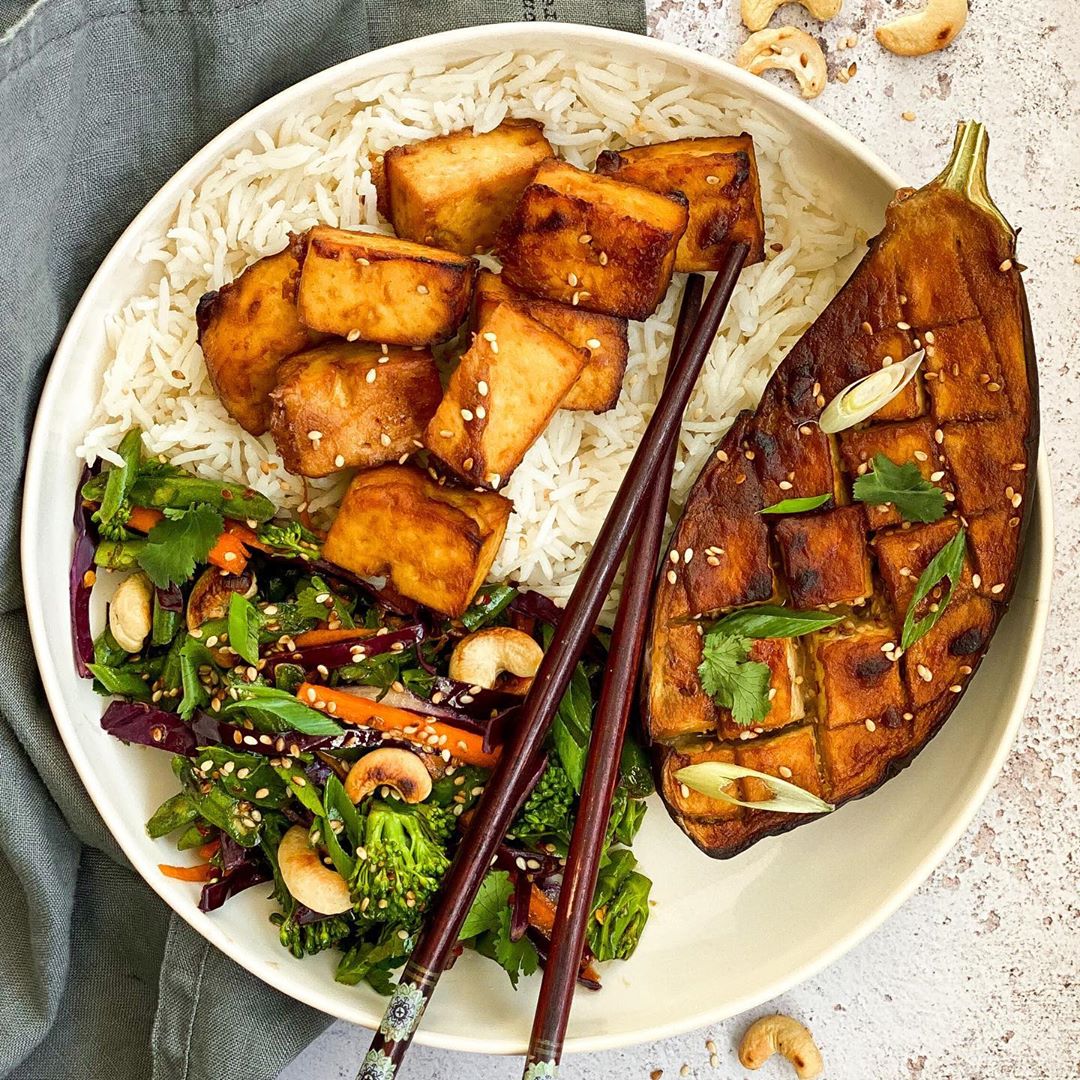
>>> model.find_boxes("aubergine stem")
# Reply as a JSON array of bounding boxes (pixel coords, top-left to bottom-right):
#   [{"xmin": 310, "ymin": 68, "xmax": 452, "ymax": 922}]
[{"xmin": 932, "ymin": 120, "xmax": 1015, "ymax": 244}]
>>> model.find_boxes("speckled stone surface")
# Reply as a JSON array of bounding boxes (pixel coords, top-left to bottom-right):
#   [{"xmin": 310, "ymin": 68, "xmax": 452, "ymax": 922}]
[{"xmin": 279, "ymin": 4, "xmax": 1079, "ymax": 1077}]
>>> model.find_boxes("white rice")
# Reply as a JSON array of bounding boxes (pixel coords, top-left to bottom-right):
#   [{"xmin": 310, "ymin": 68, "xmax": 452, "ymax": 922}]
[{"xmin": 77, "ymin": 50, "xmax": 864, "ymax": 620}]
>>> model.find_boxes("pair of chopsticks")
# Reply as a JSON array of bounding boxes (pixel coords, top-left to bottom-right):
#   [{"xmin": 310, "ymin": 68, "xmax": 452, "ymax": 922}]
[{"xmin": 359, "ymin": 245, "xmax": 747, "ymax": 1080}]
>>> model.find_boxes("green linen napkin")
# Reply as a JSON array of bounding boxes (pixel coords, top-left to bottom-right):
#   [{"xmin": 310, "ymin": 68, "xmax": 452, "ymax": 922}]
[{"xmin": 0, "ymin": 1, "xmax": 645, "ymax": 1077}]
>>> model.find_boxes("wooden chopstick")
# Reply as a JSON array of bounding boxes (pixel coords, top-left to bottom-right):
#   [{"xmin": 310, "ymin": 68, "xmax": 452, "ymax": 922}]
[
  {"xmin": 521, "ymin": 272, "xmax": 706, "ymax": 1078},
  {"xmin": 359, "ymin": 246, "xmax": 748, "ymax": 1080}
]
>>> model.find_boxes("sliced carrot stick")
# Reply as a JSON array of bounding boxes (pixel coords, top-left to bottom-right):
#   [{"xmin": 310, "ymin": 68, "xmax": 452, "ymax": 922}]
[
  {"xmin": 196, "ymin": 838, "xmax": 221, "ymax": 861},
  {"xmin": 207, "ymin": 530, "xmax": 249, "ymax": 574},
  {"xmin": 528, "ymin": 884, "xmax": 558, "ymax": 935},
  {"xmin": 291, "ymin": 628, "xmax": 376, "ymax": 648},
  {"xmin": 126, "ymin": 506, "xmax": 164, "ymax": 532},
  {"xmin": 158, "ymin": 862, "xmax": 214, "ymax": 882},
  {"xmin": 296, "ymin": 683, "xmax": 499, "ymax": 768}
]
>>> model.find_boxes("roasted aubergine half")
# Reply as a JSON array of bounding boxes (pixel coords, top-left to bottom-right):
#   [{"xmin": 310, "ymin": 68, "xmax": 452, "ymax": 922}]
[{"xmin": 644, "ymin": 122, "xmax": 1039, "ymax": 859}]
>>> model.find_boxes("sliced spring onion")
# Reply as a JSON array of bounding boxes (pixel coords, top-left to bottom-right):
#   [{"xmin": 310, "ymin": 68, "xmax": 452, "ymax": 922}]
[
  {"xmin": 708, "ymin": 605, "xmax": 842, "ymax": 639},
  {"xmin": 818, "ymin": 349, "xmax": 925, "ymax": 434},
  {"xmin": 759, "ymin": 493, "xmax": 831, "ymax": 515},
  {"xmin": 901, "ymin": 528, "xmax": 967, "ymax": 649},
  {"xmin": 675, "ymin": 761, "xmax": 834, "ymax": 815}
]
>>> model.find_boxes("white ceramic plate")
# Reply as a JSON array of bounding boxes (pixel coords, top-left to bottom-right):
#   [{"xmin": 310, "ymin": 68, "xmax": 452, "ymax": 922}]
[{"xmin": 21, "ymin": 24, "xmax": 1052, "ymax": 1056}]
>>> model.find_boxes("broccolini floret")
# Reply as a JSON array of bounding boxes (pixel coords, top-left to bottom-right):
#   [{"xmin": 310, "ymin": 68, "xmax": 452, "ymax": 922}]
[
  {"xmin": 350, "ymin": 800, "xmax": 451, "ymax": 928},
  {"xmin": 272, "ymin": 911, "xmax": 352, "ymax": 959},
  {"xmin": 508, "ymin": 760, "xmax": 575, "ymax": 846}
]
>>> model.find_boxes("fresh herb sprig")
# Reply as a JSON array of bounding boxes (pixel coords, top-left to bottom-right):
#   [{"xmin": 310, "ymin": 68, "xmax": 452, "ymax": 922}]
[
  {"xmin": 854, "ymin": 454, "xmax": 947, "ymax": 524},
  {"xmin": 137, "ymin": 504, "xmax": 224, "ymax": 587},
  {"xmin": 901, "ymin": 529, "xmax": 967, "ymax": 648},
  {"xmin": 759, "ymin": 493, "xmax": 831, "ymax": 515},
  {"xmin": 698, "ymin": 632, "xmax": 772, "ymax": 727}
]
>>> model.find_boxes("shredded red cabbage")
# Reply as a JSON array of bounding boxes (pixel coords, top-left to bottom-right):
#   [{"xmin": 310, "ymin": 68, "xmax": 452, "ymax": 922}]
[
  {"xmin": 100, "ymin": 700, "xmax": 197, "ymax": 755},
  {"xmin": 70, "ymin": 465, "xmax": 99, "ymax": 678},
  {"xmin": 261, "ymin": 623, "xmax": 425, "ymax": 678},
  {"xmin": 198, "ymin": 858, "xmax": 271, "ymax": 912},
  {"xmin": 508, "ymin": 590, "xmax": 564, "ymax": 626},
  {"xmin": 155, "ymin": 582, "xmax": 183, "ymax": 613}
]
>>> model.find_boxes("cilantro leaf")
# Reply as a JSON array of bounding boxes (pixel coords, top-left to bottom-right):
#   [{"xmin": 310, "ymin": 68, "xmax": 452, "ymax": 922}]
[
  {"xmin": 136, "ymin": 504, "xmax": 223, "ymax": 587},
  {"xmin": 853, "ymin": 454, "xmax": 947, "ymax": 524},
  {"xmin": 491, "ymin": 905, "xmax": 539, "ymax": 988},
  {"xmin": 698, "ymin": 631, "xmax": 773, "ymax": 727},
  {"xmin": 459, "ymin": 870, "xmax": 513, "ymax": 941}
]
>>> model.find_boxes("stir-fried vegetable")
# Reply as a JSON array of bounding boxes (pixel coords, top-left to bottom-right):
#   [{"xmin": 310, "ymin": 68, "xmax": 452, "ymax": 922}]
[{"xmin": 78, "ymin": 431, "xmax": 653, "ymax": 995}]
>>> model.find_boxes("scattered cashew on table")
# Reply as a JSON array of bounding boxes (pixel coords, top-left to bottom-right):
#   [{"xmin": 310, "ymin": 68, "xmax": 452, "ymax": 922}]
[
  {"xmin": 735, "ymin": 27, "xmax": 828, "ymax": 100},
  {"xmin": 741, "ymin": 0, "xmax": 842, "ymax": 32},
  {"xmin": 876, "ymin": 0, "xmax": 969, "ymax": 55},
  {"xmin": 740, "ymin": 1014, "xmax": 825, "ymax": 1079}
]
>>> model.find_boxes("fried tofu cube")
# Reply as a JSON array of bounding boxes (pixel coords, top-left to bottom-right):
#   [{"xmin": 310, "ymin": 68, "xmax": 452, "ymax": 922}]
[
  {"xmin": 383, "ymin": 119, "xmax": 552, "ymax": 255},
  {"xmin": 473, "ymin": 271, "xmax": 628, "ymax": 412},
  {"xmin": 818, "ymin": 712, "xmax": 915, "ymax": 803},
  {"xmin": 735, "ymin": 726, "xmax": 824, "ymax": 804},
  {"xmin": 323, "ymin": 465, "xmax": 511, "ymax": 617},
  {"xmin": 657, "ymin": 417, "xmax": 775, "ymax": 621},
  {"xmin": 646, "ymin": 621, "xmax": 722, "ymax": 743},
  {"xmin": 923, "ymin": 320, "xmax": 1007, "ymax": 422},
  {"xmin": 268, "ymin": 341, "xmax": 442, "ymax": 477},
  {"xmin": 967, "ymin": 508, "xmax": 1020, "ymax": 599},
  {"xmin": 424, "ymin": 302, "xmax": 588, "ymax": 488},
  {"xmin": 660, "ymin": 741, "xmax": 741, "ymax": 821},
  {"xmin": 872, "ymin": 518, "xmax": 969, "ymax": 621},
  {"xmin": 496, "ymin": 159, "xmax": 688, "ymax": 320},
  {"xmin": 773, "ymin": 506, "xmax": 873, "ymax": 610},
  {"xmin": 940, "ymin": 420, "xmax": 1027, "ymax": 516},
  {"xmin": 196, "ymin": 249, "xmax": 321, "ymax": 435},
  {"xmin": 294, "ymin": 226, "xmax": 477, "ymax": 345},
  {"xmin": 717, "ymin": 637, "xmax": 805, "ymax": 741},
  {"xmin": 594, "ymin": 134, "xmax": 765, "ymax": 272},
  {"xmin": 902, "ymin": 594, "xmax": 995, "ymax": 707},
  {"xmin": 813, "ymin": 624, "xmax": 909, "ymax": 730},
  {"xmin": 839, "ymin": 418, "xmax": 951, "ymax": 529}
]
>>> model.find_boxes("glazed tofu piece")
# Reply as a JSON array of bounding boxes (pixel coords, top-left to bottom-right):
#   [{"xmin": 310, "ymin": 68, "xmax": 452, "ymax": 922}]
[
  {"xmin": 496, "ymin": 159, "xmax": 688, "ymax": 320},
  {"xmin": 922, "ymin": 320, "xmax": 1007, "ymax": 423},
  {"xmin": 268, "ymin": 341, "xmax": 442, "ymax": 477},
  {"xmin": 813, "ymin": 624, "xmax": 909, "ymax": 730},
  {"xmin": 657, "ymin": 417, "xmax": 775, "ymax": 621},
  {"xmin": 817, "ymin": 712, "xmax": 915, "ymax": 803},
  {"xmin": 716, "ymin": 637, "xmax": 805, "ymax": 741},
  {"xmin": 594, "ymin": 134, "xmax": 765, "ymax": 272},
  {"xmin": 473, "ymin": 271, "xmax": 628, "ymax": 412},
  {"xmin": 746, "ymin": 401, "xmax": 845, "ymax": 508},
  {"xmin": 902, "ymin": 594, "xmax": 995, "ymax": 707},
  {"xmin": 646, "ymin": 621, "xmax": 722, "ymax": 743},
  {"xmin": 773, "ymin": 506, "xmax": 873, "ymax": 610},
  {"xmin": 735, "ymin": 726, "xmax": 824, "ymax": 803},
  {"xmin": 294, "ymin": 226, "xmax": 477, "ymax": 345},
  {"xmin": 940, "ymin": 419, "xmax": 1027, "ymax": 516},
  {"xmin": 196, "ymin": 249, "xmax": 320, "ymax": 435},
  {"xmin": 839, "ymin": 418, "xmax": 951, "ymax": 528},
  {"xmin": 383, "ymin": 119, "xmax": 552, "ymax": 255},
  {"xmin": 659, "ymin": 741, "xmax": 741, "ymax": 822},
  {"xmin": 323, "ymin": 465, "xmax": 512, "ymax": 617},
  {"xmin": 424, "ymin": 302, "xmax": 588, "ymax": 488},
  {"xmin": 872, "ymin": 517, "xmax": 968, "ymax": 620}
]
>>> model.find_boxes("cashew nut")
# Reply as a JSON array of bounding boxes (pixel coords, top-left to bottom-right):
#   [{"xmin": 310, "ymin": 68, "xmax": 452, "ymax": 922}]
[
  {"xmin": 739, "ymin": 1014, "xmax": 824, "ymax": 1079},
  {"xmin": 741, "ymin": 0, "xmax": 842, "ymax": 33},
  {"xmin": 448, "ymin": 627, "xmax": 544, "ymax": 695},
  {"xmin": 186, "ymin": 567, "xmax": 257, "ymax": 632},
  {"xmin": 344, "ymin": 747, "xmax": 433, "ymax": 805},
  {"xmin": 108, "ymin": 572, "xmax": 154, "ymax": 653},
  {"xmin": 875, "ymin": 0, "xmax": 968, "ymax": 55},
  {"xmin": 277, "ymin": 824, "xmax": 352, "ymax": 915},
  {"xmin": 735, "ymin": 28, "xmax": 828, "ymax": 100}
]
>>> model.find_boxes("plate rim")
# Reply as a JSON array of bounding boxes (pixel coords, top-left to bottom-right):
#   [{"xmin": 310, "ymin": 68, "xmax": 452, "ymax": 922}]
[{"xmin": 20, "ymin": 21, "xmax": 1054, "ymax": 1056}]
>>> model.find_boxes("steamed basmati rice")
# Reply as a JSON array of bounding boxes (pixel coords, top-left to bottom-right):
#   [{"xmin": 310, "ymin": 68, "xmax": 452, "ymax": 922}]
[{"xmin": 77, "ymin": 50, "xmax": 865, "ymax": 620}]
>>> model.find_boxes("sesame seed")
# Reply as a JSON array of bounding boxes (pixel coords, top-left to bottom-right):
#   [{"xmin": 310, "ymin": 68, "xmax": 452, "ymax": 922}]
[
  {"xmin": 778, "ymin": 766, "xmax": 793, "ymax": 779},
  {"xmin": 1000, "ymin": 259, "xmax": 1013, "ymax": 272},
  {"xmin": 897, "ymin": 321, "xmax": 911, "ymax": 331},
  {"xmin": 902, "ymin": 110, "xmax": 916, "ymax": 121},
  {"xmin": 578, "ymin": 233, "xmax": 592, "ymax": 244},
  {"xmin": 683, "ymin": 547, "xmax": 694, "ymax": 563},
  {"xmin": 778, "ymin": 480, "xmax": 793, "ymax": 491},
  {"xmin": 439, "ymin": 429, "xmax": 452, "ymax": 438},
  {"xmin": 987, "ymin": 382, "xmax": 1002, "ymax": 392},
  {"xmin": 930, "ymin": 470, "xmax": 945, "ymax": 482},
  {"xmin": 381, "ymin": 343, "xmax": 389, "ymax": 355},
  {"xmin": 416, "ymin": 284, "xmax": 429, "ymax": 294},
  {"xmin": 716, "ymin": 449, "xmax": 729, "ymax": 463},
  {"xmin": 461, "ymin": 408, "xmax": 474, "ymax": 421},
  {"xmin": 571, "ymin": 291, "xmax": 581, "ymax": 306},
  {"xmin": 477, "ymin": 380, "xmax": 489, "ymax": 396},
  {"xmin": 972, "ymin": 574, "xmax": 982, "ymax": 588},
  {"xmin": 865, "ymin": 718, "xmax": 877, "ymax": 732},
  {"xmin": 346, "ymin": 328, "xmax": 361, "ymax": 341},
  {"xmin": 991, "ymin": 582, "xmax": 1006, "ymax": 594},
  {"xmin": 357, "ymin": 257, "xmax": 370, "ymax": 266},
  {"xmin": 917, "ymin": 664, "xmax": 933, "ymax": 682},
  {"xmin": 669, "ymin": 549, "xmax": 679, "ymax": 564},
  {"xmin": 307, "ymin": 430, "xmax": 322, "ymax": 441},
  {"xmin": 476, "ymin": 405, "xmax": 486, "ymax": 420},
  {"xmin": 379, "ymin": 434, "xmax": 391, "ymax": 448},
  {"xmin": 666, "ymin": 569, "xmax": 677, "ymax": 585},
  {"xmin": 707, "ymin": 556, "xmax": 720, "ymax": 566},
  {"xmin": 1011, "ymin": 492, "xmax": 1023, "ymax": 508},
  {"xmin": 586, "ymin": 338, "xmax": 602, "ymax": 349},
  {"xmin": 598, "ymin": 251, "xmax": 608, "ymax": 266},
  {"xmin": 567, "ymin": 272, "xmax": 578, "ymax": 287},
  {"xmin": 935, "ymin": 428, "xmax": 944, "ymax": 444},
  {"xmin": 254, "ymin": 787, "xmax": 270, "ymax": 799},
  {"xmin": 366, "ymin": 368, "xmax": 377, "ymax": 383},
  {"xmin": 462, "ymin": 456, "xmax": 474, "ymax": 470},
  {"xmin": 488, "ymin": 472, "xmax": 501, "ymax": 487},
  {"xmin": 679, "ymin": 783, "xmax": 691, "ymax": 800}
]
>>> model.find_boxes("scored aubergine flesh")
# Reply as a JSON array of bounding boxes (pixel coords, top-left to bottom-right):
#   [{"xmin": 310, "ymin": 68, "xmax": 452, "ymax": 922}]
[{"xmin": 644, "ymin": 123, "xmax": 1039, "ymax": 858}]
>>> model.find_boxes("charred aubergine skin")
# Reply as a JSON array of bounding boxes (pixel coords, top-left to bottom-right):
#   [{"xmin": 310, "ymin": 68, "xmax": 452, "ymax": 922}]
[{"xmin": 644, "ymin": 123, "xmax": 1039, "ymax": 859}]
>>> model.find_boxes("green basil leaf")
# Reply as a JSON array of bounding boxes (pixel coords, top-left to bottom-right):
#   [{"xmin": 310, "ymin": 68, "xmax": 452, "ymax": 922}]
[
  {"xmin": 759, "ymin": 493, "xmax": 831, "ymax": 515},
  {"xmin": 709, "ymin": 604, "xmax": 842, "ymax": 639},
  {"xmin": 228, "ymin": 591, "xmax": 262, "ymax": 666},
  {"xmin": 87, "ymin": 663, "xmax": 152, "ymax": 701},
  {"xmin": 901, "ymin": 529, "xmax": 967, "ymax": 649},
  {"xmin": 222, "ymin": 684, "xmax": 343, "ymax": 735}
]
